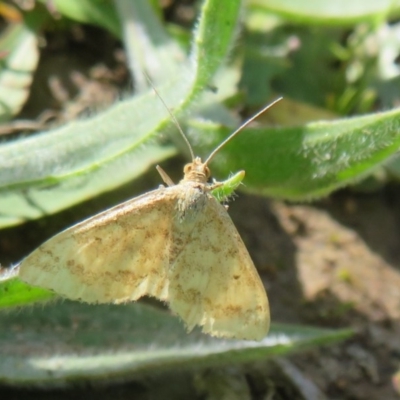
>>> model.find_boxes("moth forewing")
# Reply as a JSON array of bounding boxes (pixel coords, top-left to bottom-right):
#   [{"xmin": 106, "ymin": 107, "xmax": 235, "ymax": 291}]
[{"xmin": 19, "ymin": 188, "xmax": 178, "ymax": 303}]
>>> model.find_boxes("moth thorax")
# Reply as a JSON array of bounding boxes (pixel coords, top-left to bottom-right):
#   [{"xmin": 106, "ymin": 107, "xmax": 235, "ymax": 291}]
[{"xmin": 182, "ymin": 157, "xmax": 210, "ymax": 183}]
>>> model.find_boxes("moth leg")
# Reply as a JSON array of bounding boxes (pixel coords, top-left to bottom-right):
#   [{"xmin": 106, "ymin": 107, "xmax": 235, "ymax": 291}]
[
  {"xmin": 156, "ymin": 165, "xmax": 175, "ymax": 187},
  {"xmin": 209, "ymin": 180, "xmax": 223, "ymax": 190}
]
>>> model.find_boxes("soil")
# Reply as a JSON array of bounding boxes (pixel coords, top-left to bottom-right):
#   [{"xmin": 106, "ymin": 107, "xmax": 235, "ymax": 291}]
[{"xmin": 0, "ymin": 16, "xmax": 400, "ymax": 400}]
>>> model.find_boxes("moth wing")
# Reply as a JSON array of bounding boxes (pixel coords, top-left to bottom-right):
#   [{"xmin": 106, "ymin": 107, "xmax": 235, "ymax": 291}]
[
  {"xmin": 19, "ymin": 187, "xmax": 179, "ymax": 303},
  {"xmin": 168, "ymin": 195, "xmax": 270, "ymax": 340}
]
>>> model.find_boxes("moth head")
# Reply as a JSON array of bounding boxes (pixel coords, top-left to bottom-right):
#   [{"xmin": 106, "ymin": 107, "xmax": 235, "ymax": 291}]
[{"xmin": 183, "ymin": 157, "xmax": 211, "ymax": 183}]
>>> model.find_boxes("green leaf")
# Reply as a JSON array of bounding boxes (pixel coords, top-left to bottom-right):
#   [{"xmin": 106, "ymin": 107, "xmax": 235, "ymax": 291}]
[
  {"xmin": 211, "ymin": 170, "xmax": 245, "ymax": 201},
  {"xmin": 0, "ymin": 0, "xmax": 243, "ymax": 229},
  {"xmin": 187, "ymin": 107, "xmax": 400, "ymax": 200},
  {"xmin": 0, "ymin": 24, "xmax": 39, "ymax": 122},
  {"xmin": 0, "ymin": 276, "xmax": 53, "ymax": 308},
  {"xmin": 43, "ymin": 0, "xmax": 121, "ymax": 38},
  {"xmin": 249, "ymin": 0, "xmax": 400, "ymax": 26},
  {"xmin": 115, "ymin": 0, "xmax": 186, "ymax": 91},
  {"xmin": 193, "ymin": 0, "xmax": 242, "ymax": 88},
  {"xmin": 0, "ymin": 301, "xmax": 353, "ymax": 386}
]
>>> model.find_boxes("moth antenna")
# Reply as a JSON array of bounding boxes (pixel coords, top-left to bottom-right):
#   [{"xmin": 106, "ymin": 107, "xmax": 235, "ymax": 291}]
[
  {"xmin": 145, "ymin": 77, "xmax": 195, "ymax": 161},
  {"xmin": 204, "ymin": 97, "xmax": 283, "ymax": 166}
]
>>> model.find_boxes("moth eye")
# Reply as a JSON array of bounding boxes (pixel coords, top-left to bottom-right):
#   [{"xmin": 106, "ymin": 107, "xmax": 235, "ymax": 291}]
[
  {"xmin": 205, "ymin": 166, "xmax": 211, "ymax": 179},
  {"xmin": 184, "ymin": 164, "xmax": 193, "ymax": 174}
]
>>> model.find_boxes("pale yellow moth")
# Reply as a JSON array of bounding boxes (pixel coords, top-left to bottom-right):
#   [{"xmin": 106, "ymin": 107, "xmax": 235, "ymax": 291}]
[{"xmin": 18, "ymin": 96, "xmax": 281, "ymax": 340}]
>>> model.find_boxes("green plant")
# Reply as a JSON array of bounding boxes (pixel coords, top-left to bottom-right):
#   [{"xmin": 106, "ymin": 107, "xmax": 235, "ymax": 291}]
[{"xmin": 1, "ymin": 0, "xmax": 400, "ymax": 387}]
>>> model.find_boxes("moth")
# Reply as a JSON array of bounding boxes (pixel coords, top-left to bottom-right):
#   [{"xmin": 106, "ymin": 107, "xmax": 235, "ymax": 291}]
[{"xmin": 18, "ymin": 95, "xmax": 281, "ymax": 340}]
